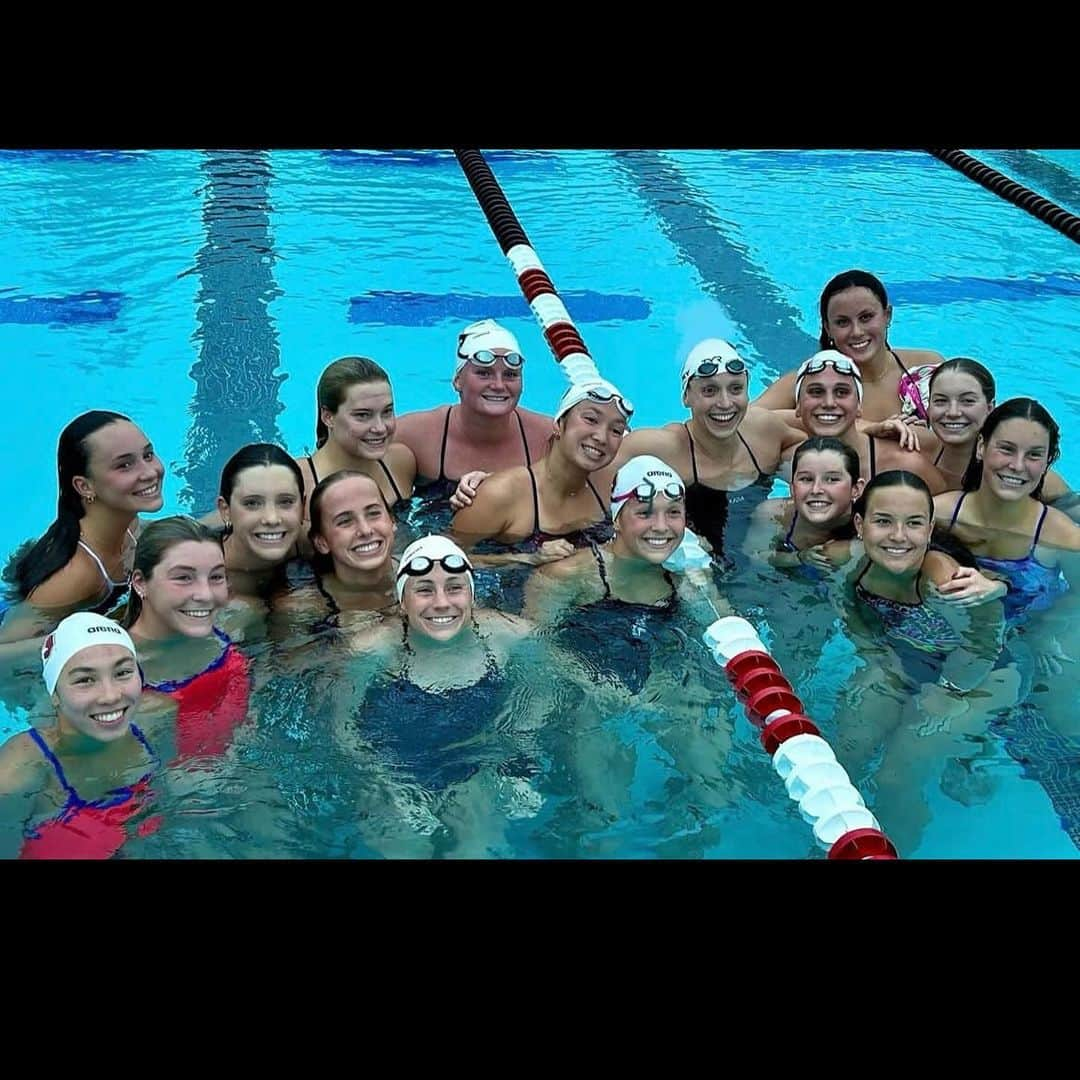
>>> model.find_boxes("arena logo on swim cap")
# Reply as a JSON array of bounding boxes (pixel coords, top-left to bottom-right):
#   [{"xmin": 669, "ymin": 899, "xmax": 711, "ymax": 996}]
[{"xmin": 87, "ymin": 624, "xmax": 123, "ymax": 635}]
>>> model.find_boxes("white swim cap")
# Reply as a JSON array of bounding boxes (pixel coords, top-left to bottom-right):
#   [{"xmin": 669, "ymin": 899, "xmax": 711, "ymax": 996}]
[
  {"xmin": 42, "ymin": 612, "xmax": 137, "ymax": 696},
  {"xmin": 610, "ymin": 455, "xmax": 685, "ymax": 519},
  {"xmin": 455, "ymin": 319, "xmax": 523, "ymax": 375},
  {"xmin": 395, "ymin": 535, "xmax": 475, "ymax": 602}
]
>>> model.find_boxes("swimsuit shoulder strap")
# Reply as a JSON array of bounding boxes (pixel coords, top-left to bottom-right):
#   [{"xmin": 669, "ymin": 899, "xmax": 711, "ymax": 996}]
[
  {"xmin": 377, "ymin": 458, "xmax": 405, "ymax": 503},
  {"xmin": 28, "ymin": 728, "xmax": 82, "ymax": 808},
  {"xmin": 515, "ymin": 410, "xmax": 532, "ymax": 466},
  {"xmin": 437, "ymin": 406, "xmax": 454, "ymax": 482},
  {"xmin": 585, "ymin": 476, "xmax": 608, "ymax": 514},
  {"xmin": 890, "ymin": 347, "xmax": 913, "ymax": 377},
  {"xmin": 128, "ymin": 723, "xmax": 160, "ymax": 769},
  {"xmin": 736, "ymin": 429, "xmax": 766, "ymax": 478},
  {"xmin": 947, "ymin": 491, "xmax": 968, "ymax": 531},
  {"xmin": 1031, "ymin": 502, "xmax": 1051, "ymax": 553},
  {"xmin": 315, "ymin": 572, "xmax": 341, "ymax": 616},
  {"xmin": 933, "ymin": 445, "xmax": 945, "ymax": 467},
  {"xmin": 684, "ymin": 422, "xmax": 700, "ymax": 483},
  {"xmin": 590, "ymin": 542, "xmax": 612, "ymax": 599},
  {"xmin": 77, "ymin": 539, "xmax": 126, "ymax": 590},
  {"xmin": 867, "ymin": 435, "xmax": 877, "ymax": 480},
  {"xmin": 783, "ymin": 509, "xmax": 800, "ymax": 551},
  {"xmin": 528, "ymin": 465, "xmax": 542, "ymax": 536},
  {"xmin": 306, "ymin": 455, "xmax": 320, "ymax": 486}
]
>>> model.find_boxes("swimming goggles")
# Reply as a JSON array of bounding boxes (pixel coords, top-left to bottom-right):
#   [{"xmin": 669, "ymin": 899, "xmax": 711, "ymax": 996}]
[
  {"xmin": 612, "ymin": 479, "xmax": 686, "ymax": 505},
  {"xmin": 687, "ymin": 356, "xmax": 748, "ymax": 379},
  {"xmin": 457, "ymin": 346, "xmax": 525, "ymax": 369},
  {"xmin": 397, "ymin": 557, "xmax": 473, "ymax": 583},
  {"xmin": 396, "ymin": 553, "xmax": 474, "ymax": 580},
  {"xmin": 796, "ymin": 356, "xmax": 862, "ymax": 381},
  {"xmin": 579, "ymin": 386, "xmax": 635, "ymax": 417}
]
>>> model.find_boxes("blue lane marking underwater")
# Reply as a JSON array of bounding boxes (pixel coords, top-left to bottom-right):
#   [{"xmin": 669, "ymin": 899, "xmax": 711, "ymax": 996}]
[
  {"xmin": 890, "ymin": 273, "xmax": 1080, "ymax": 306},
  {"xmin": 0, "ymin": 289, "xmax": 123, "ymax": 325},
  {"xmin": 348, "ymin": 289, "xmax": 651, "ymax": 327},
  {"xmin": 0, "ymin": 150, "xmax": 145, "ymax": 164}
]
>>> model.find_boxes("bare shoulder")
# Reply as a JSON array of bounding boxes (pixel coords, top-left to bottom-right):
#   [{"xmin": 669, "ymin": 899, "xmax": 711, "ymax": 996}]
[
  {"xmin": 1040, "ymin": 506, "xmax": 1080, "ymax": 551},
  {"xmin": 517, "ymin": 407, "xmax": 555, "ymax": 433},
  {"xmin": 27, "ymin": 553, "xmax": 107, "ymax": 609},
  {"xmin": 387, "ymin": 441, "xmax": 416, "ymax": 472},
  {"xmin": 0, "ymin": 731, "xmax": 45, "ymax": 796},
  {"xmin": 630, "ymin": 425, "xmax": 684, "ymax": 454},
  {"xmin": 898, "ymin": 348, "xmax": 945, "ymax": 367},
  {"xmin": 933, "ymin": 489, "xmax": 964, "ymax": 523},
  {"xmin": 394, "ymin": 406, "xmax": 448, "ymax": 436},
  {"xmin": 923, "ymin": 548, "xmax": 960, "ymax": 585},
  {"xmin": 744, "ymin": 405, "xmax": 793, "ymax": 436},
  {"xmin": 472, "ymin": 466, "xmax": 529, "ymax": 505}
]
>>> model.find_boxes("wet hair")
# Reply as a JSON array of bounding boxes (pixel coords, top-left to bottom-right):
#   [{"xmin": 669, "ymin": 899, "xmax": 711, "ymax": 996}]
[
  {"xmin": 218, "ymin": 444, "xmax": 305, "ymax": 531},
  {"xmin": 307, "ymin": 469, "xmax": 394, "ymax": 575},
  {"xmin": 818, "ymin": 270, "xmax": 889, "ymax": 350},
  {"xmin": 315, "ymin": 357, "xmax": 392, "ymax": 448},
  {"xmin": 9, "ymin": 411, "xmax": 132, "ymax": 599},
  {"xmin": 791, "ymin": 436, "xmax": 861, "ymax": 486},
  {"xmin": 928, "ymin": 357, "xmax": 996, "ymax": 405},
  {"xmin": 855, "ymin": 469, "xmax": 933, "ymax": 520},
  {"xmin": 962, "ymin": 397, "xmax": 1060, "ymax": 498},
  {"xmin": 123, "ymin": 516, "xmax": 224, "ymax": 628}
]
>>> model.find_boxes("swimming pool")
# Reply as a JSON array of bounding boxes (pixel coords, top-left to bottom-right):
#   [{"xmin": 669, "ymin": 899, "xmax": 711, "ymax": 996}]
[{"xmin": 1, "ymin": 148, "xmax": 1077, "ymax": 858}]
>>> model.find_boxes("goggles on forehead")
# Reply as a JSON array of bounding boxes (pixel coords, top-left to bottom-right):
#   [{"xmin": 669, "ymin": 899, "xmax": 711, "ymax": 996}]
[
  {"xmin": 396, "ymin": 553, "xmax": 473, "ymax": 580},
  {"xmin": 612, "ymin": 478, "xmax": 686, "ymax": 505},
  {"xmin": 458, "ymin": 347, "xmax": 524, "ymax": 369}
]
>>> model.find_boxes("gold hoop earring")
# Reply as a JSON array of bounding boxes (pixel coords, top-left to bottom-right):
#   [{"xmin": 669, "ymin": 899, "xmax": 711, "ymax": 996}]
[{"xmin": 84, "ymin": 493, "xmax": 96, "ymax": 505}]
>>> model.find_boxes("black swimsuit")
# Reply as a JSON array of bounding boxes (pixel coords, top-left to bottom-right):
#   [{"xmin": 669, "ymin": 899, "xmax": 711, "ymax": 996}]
[
  {"xmin": 553, "ymin": 544, "xmax": 679, "ymax": 694},
  {"xmin": 306, "ymin": 454, "xmax": 405, "ymax": 506},
  {"xmin": 408, "ymin": 406, "xmax": 534, "ymax": 534},
  {"xmin": 522, "ymin": 466, "xmax": 614, "ymax": 551},
  {"xmin": 683, "ymin": 423, "xmax": 773, "ymax": 559}
]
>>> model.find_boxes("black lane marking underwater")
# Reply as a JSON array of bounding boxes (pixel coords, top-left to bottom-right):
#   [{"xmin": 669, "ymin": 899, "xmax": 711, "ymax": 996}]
[
  {"xmin": 609, "ymin": 150, "xmax": 820, "ymax": 379},
  {"xmin": 178, "ymin": 151, "xmax": 287, "ymax": 512}
]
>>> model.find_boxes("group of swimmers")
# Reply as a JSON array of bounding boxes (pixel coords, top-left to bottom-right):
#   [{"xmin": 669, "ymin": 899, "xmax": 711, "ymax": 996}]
[{"xmin": 1, "ymin": 266, "xmax": 1078, "ymax": 858}]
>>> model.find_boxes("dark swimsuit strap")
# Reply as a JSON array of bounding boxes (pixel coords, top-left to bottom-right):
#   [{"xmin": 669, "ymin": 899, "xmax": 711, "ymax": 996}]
[
  {"xmin": 310, "ymin": 451, "xmax": 403, "ymax": 504},
  {"xmin": 947, "ymin": 491, "xmax": 969, "ymax": 531},
  {"xmin": 529, "ymin": 466, "xmax": 607, "ymax": 536},
  {"xmin": 29, "ymin": 722, "xmax": 156, "ymax": 814},
  {"xmin": 784, "ymin": 509, "xmax": 800, "ymax": 551},
  {"xmin": 736, "ymin": 430, "xmax": 768, "ymax": 481},
  {"xmin": 685, "ymin": 422, "xmax": 767, "ymax": 484},
  {"xmin": 933, "ymin": 445, "xmax": 945, "ymax": 467},
  {"xmin": 867, "ymin": 435, "xmax": 877, "ymax": 480},
  {"xmin": 376, "ymin": 458, "xmax": 405, "ymax": 503},
  {"xmin": 144, "ymin": 627, "xmax": 233, "ymax": 693},
  {"xmin": 684, "ymin": 423, "xmax": 700, "ymax": 484},
  {"xmin": 399, "ymin": 619, "xmax": 498, "ymax": 682},
  {"xmin": 890, "ymin": 347, "xmax": 912, "ymax": 378},
  {"xmin": 590, "ymin": 542, "xmax": 613, "ymax": 600},
  {"xmin": 436, "ymin": 407, "xmax": 454, "ymax": 483},
  {"xmin": 855, "ymin": 559, "xmax": 924, "ymax": 604},
  {"xmin": 1031, "ymin": 502, "xmax": 1050, "ymax": 554},
  {"xmin": 440, "ymin": 407, "xmax": 531, "ymax": 485},
  {"xmin": 315, "ymin": 574, "xmax": 341, "ymax": 616}
]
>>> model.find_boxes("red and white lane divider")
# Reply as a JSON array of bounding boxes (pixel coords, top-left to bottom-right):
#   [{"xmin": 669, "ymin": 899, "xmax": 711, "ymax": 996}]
[
  {"xmin": 703, "ymin": 616, "xmax": 899, "ymax": 860},
  {"xmin": 506, "ymin": 243, "xmax": 602, "ymax": 387}
]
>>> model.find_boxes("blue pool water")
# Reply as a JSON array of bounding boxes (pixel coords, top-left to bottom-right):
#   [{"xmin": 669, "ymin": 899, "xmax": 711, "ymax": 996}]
[{"xmin": 1, "ymin": 148, "xmax": 1078, "ymax": 858}]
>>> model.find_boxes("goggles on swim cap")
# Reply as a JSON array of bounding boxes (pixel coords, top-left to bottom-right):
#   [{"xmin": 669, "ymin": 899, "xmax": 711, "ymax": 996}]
[
  {"xmin": 555, "ymin": 381, "xmax": 635, "ymax": 423},
  {"xmin": 397, "ymin": 552, "xmax": 473, "ymax": 580},
  {"xmin": 612, "ymin": 479, "xmax": 686, "ymax": 506},
  {"xmin": 795, "ymin": 351, "xmax": 864, "ymax": 401},
  {"xmin": 457, "ymin": 347, "xmax": 524, "ymax": 369}
]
